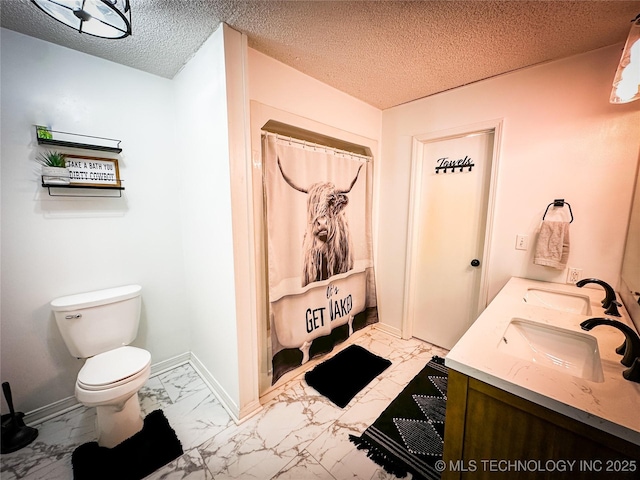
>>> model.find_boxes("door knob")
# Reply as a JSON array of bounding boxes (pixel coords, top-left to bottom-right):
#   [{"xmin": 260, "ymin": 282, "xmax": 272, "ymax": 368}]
[{"xmin": 470, "ymin": 259, "xmax": 481, "ymax": 267}]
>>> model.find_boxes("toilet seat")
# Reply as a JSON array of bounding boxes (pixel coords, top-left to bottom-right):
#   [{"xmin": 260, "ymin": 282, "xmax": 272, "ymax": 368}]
[{"xmin": 77, "ymin": 346, "xmax": 151, "ymax": 391}]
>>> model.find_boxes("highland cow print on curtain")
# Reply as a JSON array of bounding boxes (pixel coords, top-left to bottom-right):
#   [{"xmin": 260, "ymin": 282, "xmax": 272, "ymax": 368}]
[{"xmin": 263, "ymin": 133, "xmax": 378, "ymax": 385}]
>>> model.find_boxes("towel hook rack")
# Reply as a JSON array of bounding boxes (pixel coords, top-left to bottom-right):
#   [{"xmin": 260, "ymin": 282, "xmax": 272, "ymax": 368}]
[{"xmin": 542, "ymin": 198, "xmax": 573, "ymax": 223}]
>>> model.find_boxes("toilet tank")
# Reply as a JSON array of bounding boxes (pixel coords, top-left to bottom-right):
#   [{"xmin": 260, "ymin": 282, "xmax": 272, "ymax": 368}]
[{"xmin": 51, "ymin": 285, "xmax": 142, "ymax": 358}]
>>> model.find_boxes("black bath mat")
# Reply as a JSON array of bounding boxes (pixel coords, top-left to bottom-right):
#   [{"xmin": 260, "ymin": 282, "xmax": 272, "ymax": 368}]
[
  {"xmin": 305, "ymin": 344, "xmax": 391, "ymax": 408},
  {"xmin": 71, "ymin": 409, "xmax": 183, "ymax": 480},
  {"xmin": 350, "ymin": 356, "xmax": 448, "ymax": 480}
]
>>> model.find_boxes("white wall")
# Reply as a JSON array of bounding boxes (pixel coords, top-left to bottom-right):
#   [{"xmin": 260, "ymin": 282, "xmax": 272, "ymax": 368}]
[
  {"xmin": 379, "ymin": 45, "xmax": 640, "ymax": 335},
  {"xmin": 222, "ymin": 27, "xmax": 262, "ymax": 418},
  {"xmin": 0, "ymin": 28, "xmax": 190, "ymax": 413},
  {"xmin": 247, "ymin": 49, "xmax": 382, "ymax": 142},
  {"xmin": 173, "ymin": 25, "xmax": 245, "ymax": 417}
]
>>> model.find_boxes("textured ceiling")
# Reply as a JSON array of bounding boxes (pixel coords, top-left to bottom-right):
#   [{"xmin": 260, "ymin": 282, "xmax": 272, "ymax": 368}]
[{"xmin": 2, "ymin": 1, "xmax": 640, "ymax": 109}]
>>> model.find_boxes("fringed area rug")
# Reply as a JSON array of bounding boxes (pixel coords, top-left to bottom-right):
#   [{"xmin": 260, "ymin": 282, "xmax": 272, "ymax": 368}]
[
  {"xmin": 350, "ymin": 356, "xmax": 448, "ymax": 480},
  {"xmin": 72, "ymin": 410, "xmax": 183, "ymax": 480},
  {"xmin": 305, "ymin": 344, "xmax": 392, "ymax": 408}
]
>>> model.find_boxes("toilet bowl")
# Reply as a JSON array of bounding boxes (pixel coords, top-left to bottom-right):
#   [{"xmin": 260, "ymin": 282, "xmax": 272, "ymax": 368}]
[
  {"xmin": 75, "ymin": 346, "xmax": 151, "ymax": 448},
  {"xmin": 51, "ymin": 285, "xmax": 150, "ymax": 448}
]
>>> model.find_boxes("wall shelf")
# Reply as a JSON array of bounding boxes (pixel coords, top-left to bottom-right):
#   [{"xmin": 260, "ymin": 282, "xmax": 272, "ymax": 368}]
[
  {"xmin": 41, "ymin": 178, "xmax": 125, "ymax": 198},
  {"xmin": 35, "ymin": 126, "xmax": 122, "ymax": 153},
  {"xmin": 36, "ymin": 126, "xmax": 124, "ymax": 197}
]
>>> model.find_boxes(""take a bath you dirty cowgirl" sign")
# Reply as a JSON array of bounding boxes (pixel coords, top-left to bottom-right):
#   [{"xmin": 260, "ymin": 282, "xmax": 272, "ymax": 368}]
[{"xmin": 65, "ymin": 154, "xmax": 122, "ymax": 187}]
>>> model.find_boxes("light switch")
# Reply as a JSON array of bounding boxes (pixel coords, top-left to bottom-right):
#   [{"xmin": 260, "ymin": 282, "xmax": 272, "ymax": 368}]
[{"xmin": 515, "ymin": 234, "xmax": 528, "ymax": 250}]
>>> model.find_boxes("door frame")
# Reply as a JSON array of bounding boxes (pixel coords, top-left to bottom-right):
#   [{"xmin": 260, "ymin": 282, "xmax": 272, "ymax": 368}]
[{"xmin": 402, "ymin": 119, "xmax": 503, "ymax": 340}]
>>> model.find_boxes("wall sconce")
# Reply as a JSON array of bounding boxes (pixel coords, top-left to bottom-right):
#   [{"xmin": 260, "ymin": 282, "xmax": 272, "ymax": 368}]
[
  {"xmin": 610, "ymin": 13, "xmax": 640, "ymax": 104},
  {"xmin": 31, "ymin": 0, "xmax": 131, "ymax": 39}
]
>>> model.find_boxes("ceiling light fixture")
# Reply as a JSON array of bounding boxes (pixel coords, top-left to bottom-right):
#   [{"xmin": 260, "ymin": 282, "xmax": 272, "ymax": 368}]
[
  {"xmin": 610, "ymin": 13, "xmax": 640, "ymax": 104},
  {"xmin": 31, "ymin": 0, "xmax": 131, "ymax": 39}
]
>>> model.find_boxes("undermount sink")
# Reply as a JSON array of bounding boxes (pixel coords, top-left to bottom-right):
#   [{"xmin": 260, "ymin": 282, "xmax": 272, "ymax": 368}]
[
  {"xmin": 498, "ymin": 318, "xmax": 604, "ymax": 382},
  {"xmin": 523, "ymin": 288, "xmax": 592, "ymax": 315}
]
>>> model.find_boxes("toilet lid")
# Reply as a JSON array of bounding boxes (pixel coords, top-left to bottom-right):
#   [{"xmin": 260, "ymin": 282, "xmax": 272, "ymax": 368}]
[{"xmin": 78, "ymin": 346, "xmax": 151, "ymax": 388}]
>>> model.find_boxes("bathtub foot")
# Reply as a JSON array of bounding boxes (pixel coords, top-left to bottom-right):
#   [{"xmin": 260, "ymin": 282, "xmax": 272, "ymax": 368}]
[
  {"xmin": 348, "ymin": 315, "xmax": 354, "ymax": 336},
  {"xmin": 300, "ymin": 341, "xmax": 312, "ymax": 364}
]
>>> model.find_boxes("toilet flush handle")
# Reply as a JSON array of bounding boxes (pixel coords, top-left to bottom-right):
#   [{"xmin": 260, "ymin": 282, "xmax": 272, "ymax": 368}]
[{"xmin": 65, "ymin": 314, "xmax": 82, "ymax": 319}]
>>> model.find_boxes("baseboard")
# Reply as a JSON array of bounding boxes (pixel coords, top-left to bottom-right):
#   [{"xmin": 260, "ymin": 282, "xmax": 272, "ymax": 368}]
[
  {"xmin": 24, "ymin": 396, "xmax": 84, "ymax": 426},
  {"xmin": 237, "ymin": 399, "xmax": 263, "ymax": 423},
  {"xmin": 150, "ymin": 351, "xmax": 191, "ymax": 376},
  {"xmin": 373, "ymin": 322, "xmax": 402, "ymax": 338},
  {"xmin": 25, "ymin": 351, "xmax": 196, "ymax": 426},
  {"xmin": 188, "ymin": 352, "xmax": 263, "ymax": 424}
]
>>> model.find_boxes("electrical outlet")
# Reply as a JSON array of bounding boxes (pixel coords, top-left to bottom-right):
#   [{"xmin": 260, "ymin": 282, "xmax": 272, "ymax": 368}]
[
  {"xmin": 567, "ymin": 268, "xmax": 582, "ymax": 284},
  {"xmin": 515, "ymin": 234, "xmax": 528, "ymax": 250}
]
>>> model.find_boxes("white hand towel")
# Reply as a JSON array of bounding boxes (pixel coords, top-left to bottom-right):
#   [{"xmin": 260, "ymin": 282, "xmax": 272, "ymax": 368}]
[{"xmin": 534, "ymin": 220, "xmax": 570, "ymax": 269}]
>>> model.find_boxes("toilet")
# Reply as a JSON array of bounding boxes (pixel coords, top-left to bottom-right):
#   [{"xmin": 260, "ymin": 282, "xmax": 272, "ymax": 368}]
[{"xmin": 51, "ymin": 285, "xmax": 151, "ymax": 448}]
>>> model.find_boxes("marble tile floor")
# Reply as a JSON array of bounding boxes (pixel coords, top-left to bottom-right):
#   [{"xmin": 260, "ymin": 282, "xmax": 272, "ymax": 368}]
[{"xmin": 1, "ymin": 327, "xmax": 448, "ymax": 480}]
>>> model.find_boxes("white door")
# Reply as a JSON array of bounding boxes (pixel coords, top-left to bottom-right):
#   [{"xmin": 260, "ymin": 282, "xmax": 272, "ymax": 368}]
[{"xmin": 407, "ymin": 127, "xmax": 497, "ymax": 349}]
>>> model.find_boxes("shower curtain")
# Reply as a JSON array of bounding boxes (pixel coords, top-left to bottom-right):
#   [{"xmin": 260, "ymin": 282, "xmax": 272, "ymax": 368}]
[{"xmin": 263, "ymin": 133, "xmax": 378, "ymax": 385}]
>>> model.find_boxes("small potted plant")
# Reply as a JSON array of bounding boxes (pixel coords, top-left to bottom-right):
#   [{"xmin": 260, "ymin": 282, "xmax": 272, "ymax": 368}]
[
  {"xmin": 35, "ymin": 125, "xmax": 53, "ymax": 140},
  {"xmin": 37, "ymin": 151, "xmax": 70, "ymax": 185}
]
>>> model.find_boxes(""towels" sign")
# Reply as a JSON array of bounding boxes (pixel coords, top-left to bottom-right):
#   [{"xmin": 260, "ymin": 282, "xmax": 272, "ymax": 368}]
[{"xmin": 435, "ymin": 155, "xmax": 475, "ymax": 174}]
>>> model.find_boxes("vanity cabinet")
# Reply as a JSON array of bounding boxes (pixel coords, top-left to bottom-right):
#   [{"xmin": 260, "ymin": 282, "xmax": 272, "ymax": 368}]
[{"xmin": 443, "ymin": 369, "xmax": 640, "ymax": 480}]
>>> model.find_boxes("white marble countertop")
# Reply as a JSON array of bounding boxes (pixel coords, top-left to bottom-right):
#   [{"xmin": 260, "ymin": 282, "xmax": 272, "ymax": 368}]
[{"xmin": 445, "ymin": 276, "xmax": 640, "ymax": 445}]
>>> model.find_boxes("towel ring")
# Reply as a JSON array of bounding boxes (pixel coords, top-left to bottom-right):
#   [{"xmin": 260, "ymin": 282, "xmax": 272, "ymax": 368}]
[{"xmin": 542, "ymin": 199, "xmax": 573, "ymax": 223}]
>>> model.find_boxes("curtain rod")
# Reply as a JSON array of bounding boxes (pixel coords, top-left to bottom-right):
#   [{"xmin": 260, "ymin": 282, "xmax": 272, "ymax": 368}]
[{"xmin": 262, "ymin": 131, "xmax": 372, "ymax": 162}]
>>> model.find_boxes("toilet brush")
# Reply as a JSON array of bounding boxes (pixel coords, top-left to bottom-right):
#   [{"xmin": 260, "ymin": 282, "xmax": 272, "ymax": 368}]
[{"xmin": 1, "ymin": 382, "xmax": 38, "ymax": 454}]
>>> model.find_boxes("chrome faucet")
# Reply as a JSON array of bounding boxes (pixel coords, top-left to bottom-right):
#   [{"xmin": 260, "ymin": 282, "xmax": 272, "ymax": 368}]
[
  {"xmin": 575, "ymin": 278, "xmax": 620, "ymax": 316},
  {"xmin": 580, "ymin": 317, "xmax": 640, "ymax": 383}
]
